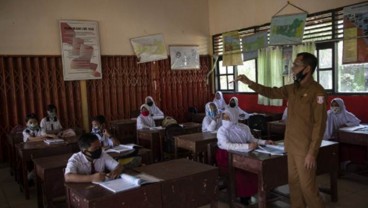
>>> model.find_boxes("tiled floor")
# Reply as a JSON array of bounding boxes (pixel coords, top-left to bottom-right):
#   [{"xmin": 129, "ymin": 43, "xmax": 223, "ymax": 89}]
[{"xmin": 1, "ymin": 162, "xmax": 368, "ymax": 208}]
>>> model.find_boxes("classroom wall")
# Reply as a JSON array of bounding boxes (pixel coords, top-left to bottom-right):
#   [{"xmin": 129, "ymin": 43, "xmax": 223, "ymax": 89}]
[
  {"xmin": 208, "ymin": 0, "xmax": 367, "ymax": 35},
  {"xmin": 0, "ymin": 0, "xmax": 210, "ymax": 55}
]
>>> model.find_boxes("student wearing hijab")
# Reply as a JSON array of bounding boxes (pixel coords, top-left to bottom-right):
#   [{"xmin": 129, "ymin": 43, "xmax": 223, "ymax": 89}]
[
  {"xmin": 137, "ymin": 104, "xmax": 156, "ymax": 130},
  {"xmin": 227, "ymin": 97, "xmax": 252, "ymax": 120},
  {"xmin": 202, "ymin": 102, "xmax": 222, "ymax": 132},
  {"xmin": 323, "ymin": 98, "xmax": 360, "ymax": 140},
  {"xmin": 213, "ymin": 91, "xmax": 226, "ymax": 112},
  {"xmin": 216, "ymin": 109, "xmax": 273, "ymax": 205},
  {"xmin": 145, "ymin": 96, "xmax": 164, "ymax": 117}
]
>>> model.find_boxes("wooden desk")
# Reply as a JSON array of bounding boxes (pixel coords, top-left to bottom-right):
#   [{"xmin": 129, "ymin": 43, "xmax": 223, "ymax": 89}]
[
  {"xmin": 337, "ymin": 125, "xmax": 368, "ymax": 162},
  {"xmin": 228, "ymin": 140, "xmax": 338, "ymax": 208},
  {"xmin": 137, "ymin": 122, "xmax": 201, "ymax": 162},
  {"xmin": 174, "ymin": 132, "xmax": 217, "ymax": 164},
  {"xmin": 110, "ymin": 119, "xmax": 137, "ymax": 144},
  {"xmin": 267, "ymin": 120, "xmax": 286, "ymax": 140},
  {"xmin": 33, "ymin": 153, "xmax": 73, "ymax": 208},
  {"xmin": 16, "ymin": 136, "xmax": 79, "ymax": 199},
  {"xmin": 33, "ymin": 148, "xmax": 152, "ymax": 208},
  {"xmin": 65, "ymin": 182, "xmax": 162, "ymax": 208},
  {"xmin": 135, "ymin": 159, "xmax": 218, "ymax": 208}
]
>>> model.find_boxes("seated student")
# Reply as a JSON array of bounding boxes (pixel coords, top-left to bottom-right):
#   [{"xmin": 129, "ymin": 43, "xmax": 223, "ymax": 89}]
[
  {"xmin": 216, "ymin": 109, "xmax": 274, "ymax": 205},
  {"xmin": 64, "ymin": 133, "xmax": 124, "ymax": 182},
  {"xmin": 227, "ymin": 97, "xmax": 251, "ymax": 120},
  {"xmin": 213, "ymin": 91, "xmax": 226, "ymax": 112},
  {"xmin": 91, "ymin": 115, "xmax": 120, "ymax": 148},
  {"xmin": 202, "ymin": 102, "xmax": 222, "ymax": 132},
  {"xmin": 22, "ymin": 113, "xmax": 56, "ymax": 142},
  {"xmin": 324, "ymin": 98, "xmax": 361, "ymax": 140},
  {"xmin": 281, "ymin": 107, "xmax": 288, "ymax": 121},
  {"xmin": 40, "ymin": 104, "xmax": 63, "ymax": 134},
  {"xmin": 137, "ymin": 104, "xmax": 156, "ymax": 130},
  {"xmin": 145, "ymin": 96, "xmax": 164, "ymax": 117}
]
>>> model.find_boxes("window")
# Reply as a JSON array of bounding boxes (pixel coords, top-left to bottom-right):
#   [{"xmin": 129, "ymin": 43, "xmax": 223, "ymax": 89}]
[
  {"xmin": 316, "ymin": 42, "xmax": 334, "ymax": 91},
  {"xmin": 216, "ymin": 59, "xmax": 256, "ymax": 92},
  {"xmin": 337, "ymin": 41, "xmax": 368, "ymax": 93},
  {"xmin": 213, "ymin": 2, "xmax": 367, "ymax": 94}
]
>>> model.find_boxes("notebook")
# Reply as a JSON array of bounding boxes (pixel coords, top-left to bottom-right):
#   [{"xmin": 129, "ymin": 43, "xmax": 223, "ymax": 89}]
[
  {"xmin": 43, "ymin": 138, "xmax": 65, "ymax": 145},
  {"xmin": 94, "ymin": 173, "xmax": 161, "ymax": 193},
  {"xmin": 255, "ymin": 144, "xmax": 285, "ymax": 156},
  {"xmin": 104, "ymin": 144, "xmax": 136, "ymax": 153}
]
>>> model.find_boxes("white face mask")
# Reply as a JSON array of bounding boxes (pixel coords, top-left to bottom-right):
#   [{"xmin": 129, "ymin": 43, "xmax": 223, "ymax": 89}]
[
  {"xmin": 222, "ymin": 120, "xmax": 233, "ymax": 128},
  {"xmin": 331, "ymin": 106, "xmax": 341, "ymax": 114}
]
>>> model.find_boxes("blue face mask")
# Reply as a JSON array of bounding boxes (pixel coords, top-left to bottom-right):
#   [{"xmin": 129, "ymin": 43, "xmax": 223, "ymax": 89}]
[{"xmin": 209, "ymin": 111, "xmax": 217, "ymax": 118}]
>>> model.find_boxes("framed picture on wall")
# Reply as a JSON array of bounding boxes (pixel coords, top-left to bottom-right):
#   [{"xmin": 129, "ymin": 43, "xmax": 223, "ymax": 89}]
[
  {"xmin": 59, "ymin": 20, "xmax": 102, "ymax": 81},
  {"xmin": 169, "ymin": 45, "xmax": 199, "ymax": 70},
  {"xmin": 130, "ymin": 34, "xmax": 168, "ymax": 63}
]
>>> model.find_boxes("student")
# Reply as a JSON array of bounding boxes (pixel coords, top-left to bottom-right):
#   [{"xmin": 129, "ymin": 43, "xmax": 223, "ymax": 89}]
[
  {"xmin": 216, "ymin": 109, "xmax": 273, "ymax": 205},
  {"xmin": 323, "ymin": 98, "xmax": 361, "ymax": 140},
  {"xmin": 213, "ymin": 91, "xmax": 226, "ymax": 112},
  {"xmin": 40, "ymin": 104, "xmax": 63, "ymax": 134},
  {"xmin": 145, "ymin": 96, "xmax": 164, "ymax": 117},
  {"xmin": 64, "ymin": 133, "xmax": 124, "ymax": 182},
  {"xmin": 136, "ymin": 104, "xmax": 156, "ymax": 130},
  {"xmin": 22, "ymin": 113, "xmax": 55, "ymax": 142},
  {"xmin": 202, "ymin": 102, "xmax": 222, "ymax": 132},
  {"xmin": 91, "ymin": 115, "xmax": 120, "ymax": 148},
  {"xmin": 227, "ymin": 97, "xmax": 251, "ymax": 120}
]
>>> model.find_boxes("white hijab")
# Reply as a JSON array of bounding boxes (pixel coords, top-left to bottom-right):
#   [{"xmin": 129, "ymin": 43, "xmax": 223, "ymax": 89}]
[
  {"xmin": 218, "ymin": 109, "xmax": 254, "ymax": 144},
  {"xmin": 145, "ymin": 96, "xmax": 164, "ymax": 117},
  {"xmin": 137, "ymin": 104, "xmax": 155, "ymax": 129},
  {"xmin": 227, "ymin": 97, "xmax": 250, "ymax": 120},
  {"xmin": 213, "ymin": 91, "xmax": 226, "ymax": 112},
  {"xmin": 324, "ymin": 98, "xmax": 360, "ymax": 139}
]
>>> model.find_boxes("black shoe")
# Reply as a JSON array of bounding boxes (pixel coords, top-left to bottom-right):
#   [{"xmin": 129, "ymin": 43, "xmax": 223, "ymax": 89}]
[{"xmin": 240, "ymin": 197, "xmax": 250, "ymax": 206}]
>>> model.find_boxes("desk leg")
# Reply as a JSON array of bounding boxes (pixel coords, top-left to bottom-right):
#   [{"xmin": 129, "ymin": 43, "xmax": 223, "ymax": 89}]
[
  {"xmin": 228, "ymin": 153, "xmax": 235, "ymax": 208},
  {"xmin": 330, "ymin": 171, "xmax": 338, "ymax": 202},
  {"xmin": 257, "ymin": 174, "xmax": 266, "ymax": 208},
  {"xmin": 35, "ymin": 175, "xmax": 44, "ymax": 208},
  {"xmin": 22, "ymin": 160, "xmax": 30, "ymax": 199}
]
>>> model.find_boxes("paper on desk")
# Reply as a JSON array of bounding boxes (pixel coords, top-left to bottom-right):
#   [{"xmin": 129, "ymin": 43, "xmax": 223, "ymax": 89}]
[
  {"xmin": 255, "ymin": 144, "xmax": 285, "ymax": 156},
  {"xmin": 149, "ymin": 126, "xmax": 164, "ymax": 130},
  {"xmin": 339, "ymin": 124, "xmax": 368, "ymax": 132}
]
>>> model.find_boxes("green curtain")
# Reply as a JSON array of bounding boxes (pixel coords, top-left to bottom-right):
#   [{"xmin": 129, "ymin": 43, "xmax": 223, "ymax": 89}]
[{"xmin": 257, "ymin": 46, "xmax": 283, "ymax": 106}]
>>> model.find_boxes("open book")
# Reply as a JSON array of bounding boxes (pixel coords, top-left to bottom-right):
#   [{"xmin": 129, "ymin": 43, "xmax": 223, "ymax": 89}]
[
  {"xmin": 255, "ymin": 144, "xmax": 285, "ymax": 156},
  {"xmin": 44, "ymin": 138, "xmax": 65, "ymax": 145},
  {"xmin": 94, "ymin": 173, "xmax": 161, "ymax": 193},
  {"xmin": 104, "ymin": 144, "xmax": 136, "ymax": 153}
]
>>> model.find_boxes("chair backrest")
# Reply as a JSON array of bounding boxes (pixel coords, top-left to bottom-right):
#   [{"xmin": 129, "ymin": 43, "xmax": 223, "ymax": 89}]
[
  {"xmin": 188, "ymin": 107, "xmax": 198, "ymax": 114},
  {"xmin": 130, "ymin": 110, "xmax": 140, "ymax": 118},
  {"xmin": 164, "ymin": 124, "xmax": 185, "ymax": 153},
  {"xmin": 247, "ymin": 114, "xmax": 267, "ymax": 133}
]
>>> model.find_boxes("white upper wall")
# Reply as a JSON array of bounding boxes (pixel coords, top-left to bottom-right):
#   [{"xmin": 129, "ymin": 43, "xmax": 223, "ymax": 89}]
[
  {"xmin": 208, "ymin": 0, "xmax": 366, "ymax": 35},
  {"xmin": 0, "ymin": 0, "xmax": 210, "ymax": 55}
]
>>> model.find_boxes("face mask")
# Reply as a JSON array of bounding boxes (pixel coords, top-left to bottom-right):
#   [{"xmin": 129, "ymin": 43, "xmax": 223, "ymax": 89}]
[
  {"xmin": 229, "ymin": 102, "xmax": 236, "ymax": 108},
  {"xmin": 208, "ymin": 110, "xmax": 217, "ymax": 118},
  {"xmin": 88, "ymin": 148, "xmax": 102, "ymax": 159},
  {"xmin": 48, "ymin": 111, "xmax": 56, "ymax": 118},
  {"xmin": 147, "ymin": 102, "xmax": 153, "ymax": 107},
  {"xmin": 331, "ymin": 106, "xmax": 341, "ymax": 114},
  {"xmin": 29, "ymin": 124, "xmax": 38, "ymax": 130},
  {"xmin": 141, "ymin": 111, "xmax": 150, "ymax": 117},
  {"xmin": 293, "ymin": 67, "xmax": 307, "ymax": 84},
  {"xmin": 222, "ymin": 120, "xmax": 233, "ymax": 128}
]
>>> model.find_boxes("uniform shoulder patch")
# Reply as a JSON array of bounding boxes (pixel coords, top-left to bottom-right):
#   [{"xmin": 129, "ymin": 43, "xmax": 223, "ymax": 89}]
[{"xmin": 317, "ymin": 96, "xmax": 324, "ymax": 104}]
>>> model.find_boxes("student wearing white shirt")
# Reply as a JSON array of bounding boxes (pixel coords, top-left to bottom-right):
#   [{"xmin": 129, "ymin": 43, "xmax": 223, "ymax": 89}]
[
  {"xmin": 227, "ymin": 97, "xmax": 251, "ymax": 120},
  {"xmin": 91, "ymin": 115, "xmax": 120, "ymax": 148},
  {"xmin": 145, "ymin": 96, "xmax": 164, "ymax": 117},
  {"xmin": 202, "ymin": 102, "xmax": 222, "ymax": 132},
  {"xmin": 64, "ymin": 133, "xmax": 124, "ymax": 182},
  {"xmin": 40, "ymin": 104, "xmax": 63, "ymax": 133},
  {"xmin": 22, "ymin": 113, "xmax": 54, "ymax": 142},
  {"xmin": 323, "ymin": 98, "xmax": 361, "ymax": 140},
  {"xmin": 216, "ymin": 109, "xmax": 273, "ymax": 205},
  {"xmin": 136, "ymin": 104, "xmax": 156, "ymax": 130},
  {"xmin": 213, "ymin": 91, "xmax": 226, "ymax": 112}
]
